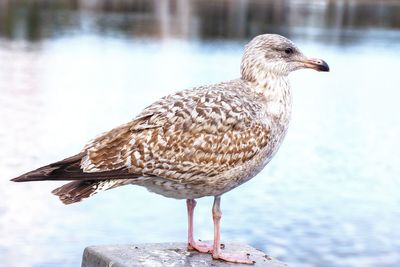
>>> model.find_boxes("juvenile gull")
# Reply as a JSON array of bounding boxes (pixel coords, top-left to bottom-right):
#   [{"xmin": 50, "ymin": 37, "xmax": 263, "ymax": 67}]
[{"xmin": 12, "ymin": 34, "xmax": 329, "ymax": 264}]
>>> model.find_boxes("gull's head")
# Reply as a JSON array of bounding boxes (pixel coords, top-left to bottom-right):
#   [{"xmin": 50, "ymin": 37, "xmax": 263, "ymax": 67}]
[{"xmin": 241, "ymin": 34, "xmax": 329, "ymax": 82}]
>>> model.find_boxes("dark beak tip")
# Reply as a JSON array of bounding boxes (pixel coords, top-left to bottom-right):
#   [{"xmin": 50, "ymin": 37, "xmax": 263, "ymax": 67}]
[{"xmin": 319, "ymin": 60, "xmax": 330, "ymax": 72}]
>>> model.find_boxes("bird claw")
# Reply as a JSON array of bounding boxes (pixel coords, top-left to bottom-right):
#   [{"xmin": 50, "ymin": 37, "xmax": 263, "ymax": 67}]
[
  {"xmin": 187, "ymin": 241, "xmax": 213, "ymax": 253},
  {"xmin": 213, "ymin": 251, "xmax": 256, "ymax": 264}
]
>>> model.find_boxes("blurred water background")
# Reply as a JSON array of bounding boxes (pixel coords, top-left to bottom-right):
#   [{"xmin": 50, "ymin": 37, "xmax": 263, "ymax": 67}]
[{"xmin": 1, "ymin": 1, "xmax": 400, "ymax": 266}]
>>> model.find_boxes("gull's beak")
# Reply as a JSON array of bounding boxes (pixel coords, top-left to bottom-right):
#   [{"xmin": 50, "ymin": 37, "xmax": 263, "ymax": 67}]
[{"xmin": 303, "ymin": 58, "xmax": 330, "ymax": 72}]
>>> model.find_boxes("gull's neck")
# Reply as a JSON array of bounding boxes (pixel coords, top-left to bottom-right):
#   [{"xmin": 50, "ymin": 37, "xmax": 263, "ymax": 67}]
[
  {"xmin": 249, "ymin": 71, "xmax": 291, "ymax": 98},
  {"xmin": 245, "ymin": 71, "xmax": 292, "ymax": 123}
]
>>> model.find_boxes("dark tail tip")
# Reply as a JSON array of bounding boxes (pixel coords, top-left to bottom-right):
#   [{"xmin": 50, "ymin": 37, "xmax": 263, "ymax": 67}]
[
  {"xmin": 10, "ymin": 166, "xmax": 58, "ymax": 182},
  {"xmin": 10, "ymin": 153, "xmax": 85, "ymax": 182},
  {"xmin": 10, "ymin": 174, "xmax": 36, "ymax": 182}
]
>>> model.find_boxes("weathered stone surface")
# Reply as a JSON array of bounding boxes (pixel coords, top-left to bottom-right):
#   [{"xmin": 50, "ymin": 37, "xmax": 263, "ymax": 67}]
[{"xmin": 81, "ymin": 242, "xmax": 288, "ymax": 267}]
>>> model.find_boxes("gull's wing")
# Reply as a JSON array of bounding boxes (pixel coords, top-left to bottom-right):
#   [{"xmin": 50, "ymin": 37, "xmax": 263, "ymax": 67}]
[
  {"xmin": 13, "ymin": 81, "xmax": 271, "ymax": 183},
  {"xmin": 82, "ymin": 82, "xmax": 271, "ymax": 183}
]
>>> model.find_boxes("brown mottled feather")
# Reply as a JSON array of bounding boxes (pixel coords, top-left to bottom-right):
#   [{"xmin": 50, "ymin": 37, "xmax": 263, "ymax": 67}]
[
  {"xmin": 11, "ymin": 34, "xmax": 303, "ymax": 203},
  {"xmin": 52, "ymin": 180, "xmax": 123, "ymax": 204},
  {"xmin": 81, "ymin": 82, "xmax": 272, "ymax": 183},
  {"xmin": 52, "ymin": 180, "xmax": 98, "ymax": 204}
]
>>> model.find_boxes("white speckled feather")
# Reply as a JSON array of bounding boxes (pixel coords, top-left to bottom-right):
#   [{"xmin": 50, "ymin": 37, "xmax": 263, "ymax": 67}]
[{"xmin": 13, "ymin": 34, "xmax": 330, "ymax": 204}]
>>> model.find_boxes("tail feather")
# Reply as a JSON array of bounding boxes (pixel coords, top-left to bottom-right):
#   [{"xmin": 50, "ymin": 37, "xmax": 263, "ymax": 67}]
[
  {"xmin": 52, "ymin": 179, "xmax": 121, "ymax": 205},
  {"xmin": 11, "ymin": 153, "xmax": 133, "ymax": 182},
  {"xmin": 11, "ymin": 153, "xmax": 85, "ymax": 182},
  {"xmin": 11, "ymin": 153, "xmax": 139, "ymax": 205}
]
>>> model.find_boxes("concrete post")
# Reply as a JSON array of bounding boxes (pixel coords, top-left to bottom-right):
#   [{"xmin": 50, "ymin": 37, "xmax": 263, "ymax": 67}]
[{"xmin": 81, "ymin": 242, "xmax": 288, "ymax": 267}]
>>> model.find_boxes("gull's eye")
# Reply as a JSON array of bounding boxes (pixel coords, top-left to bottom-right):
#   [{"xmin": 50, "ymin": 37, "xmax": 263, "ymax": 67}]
[{"xmin": 284, "ymin": 47, "xmax": 293, "ymax": 55}]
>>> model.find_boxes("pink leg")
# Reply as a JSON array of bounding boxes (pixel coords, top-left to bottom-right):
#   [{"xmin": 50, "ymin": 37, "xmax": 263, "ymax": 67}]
[
  {"xmin": 211, "ymin": 196, "xmax": 255, "ymax": 264},
  {"xmin": 186, "ymin": 199, "xmax": 213, "ymax": 253}
]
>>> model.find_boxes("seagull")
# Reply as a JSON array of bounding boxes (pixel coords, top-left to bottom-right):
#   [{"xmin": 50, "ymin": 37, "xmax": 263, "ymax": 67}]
[{"xmin": 12, "ymin": 34, "xmax": 329, "ymax": 264}]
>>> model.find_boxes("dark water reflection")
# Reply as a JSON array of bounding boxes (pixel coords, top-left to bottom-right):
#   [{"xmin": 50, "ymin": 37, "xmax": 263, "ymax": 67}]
[
  {"xmin": 1, "ymin": 0, "xmax": 400, "ymax": 44},
  {"xmin": 1, "ymin": 1, "xmax": 400, "ymax": 267}
]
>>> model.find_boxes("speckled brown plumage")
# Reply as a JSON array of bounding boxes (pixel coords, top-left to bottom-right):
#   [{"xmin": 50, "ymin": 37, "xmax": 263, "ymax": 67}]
[
  {"xmin": 12, "ymin": 34, "xmax": 329, "ymax": 205},
  {"xmin": 12, "ymin": 34, "xmax": 329, "ymax": 264}
]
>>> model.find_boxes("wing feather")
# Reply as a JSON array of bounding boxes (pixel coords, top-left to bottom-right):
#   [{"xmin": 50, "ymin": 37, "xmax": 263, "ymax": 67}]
[{"xmin": 83, "ymin": 82, "xmax": 271, "ymax": 183}]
